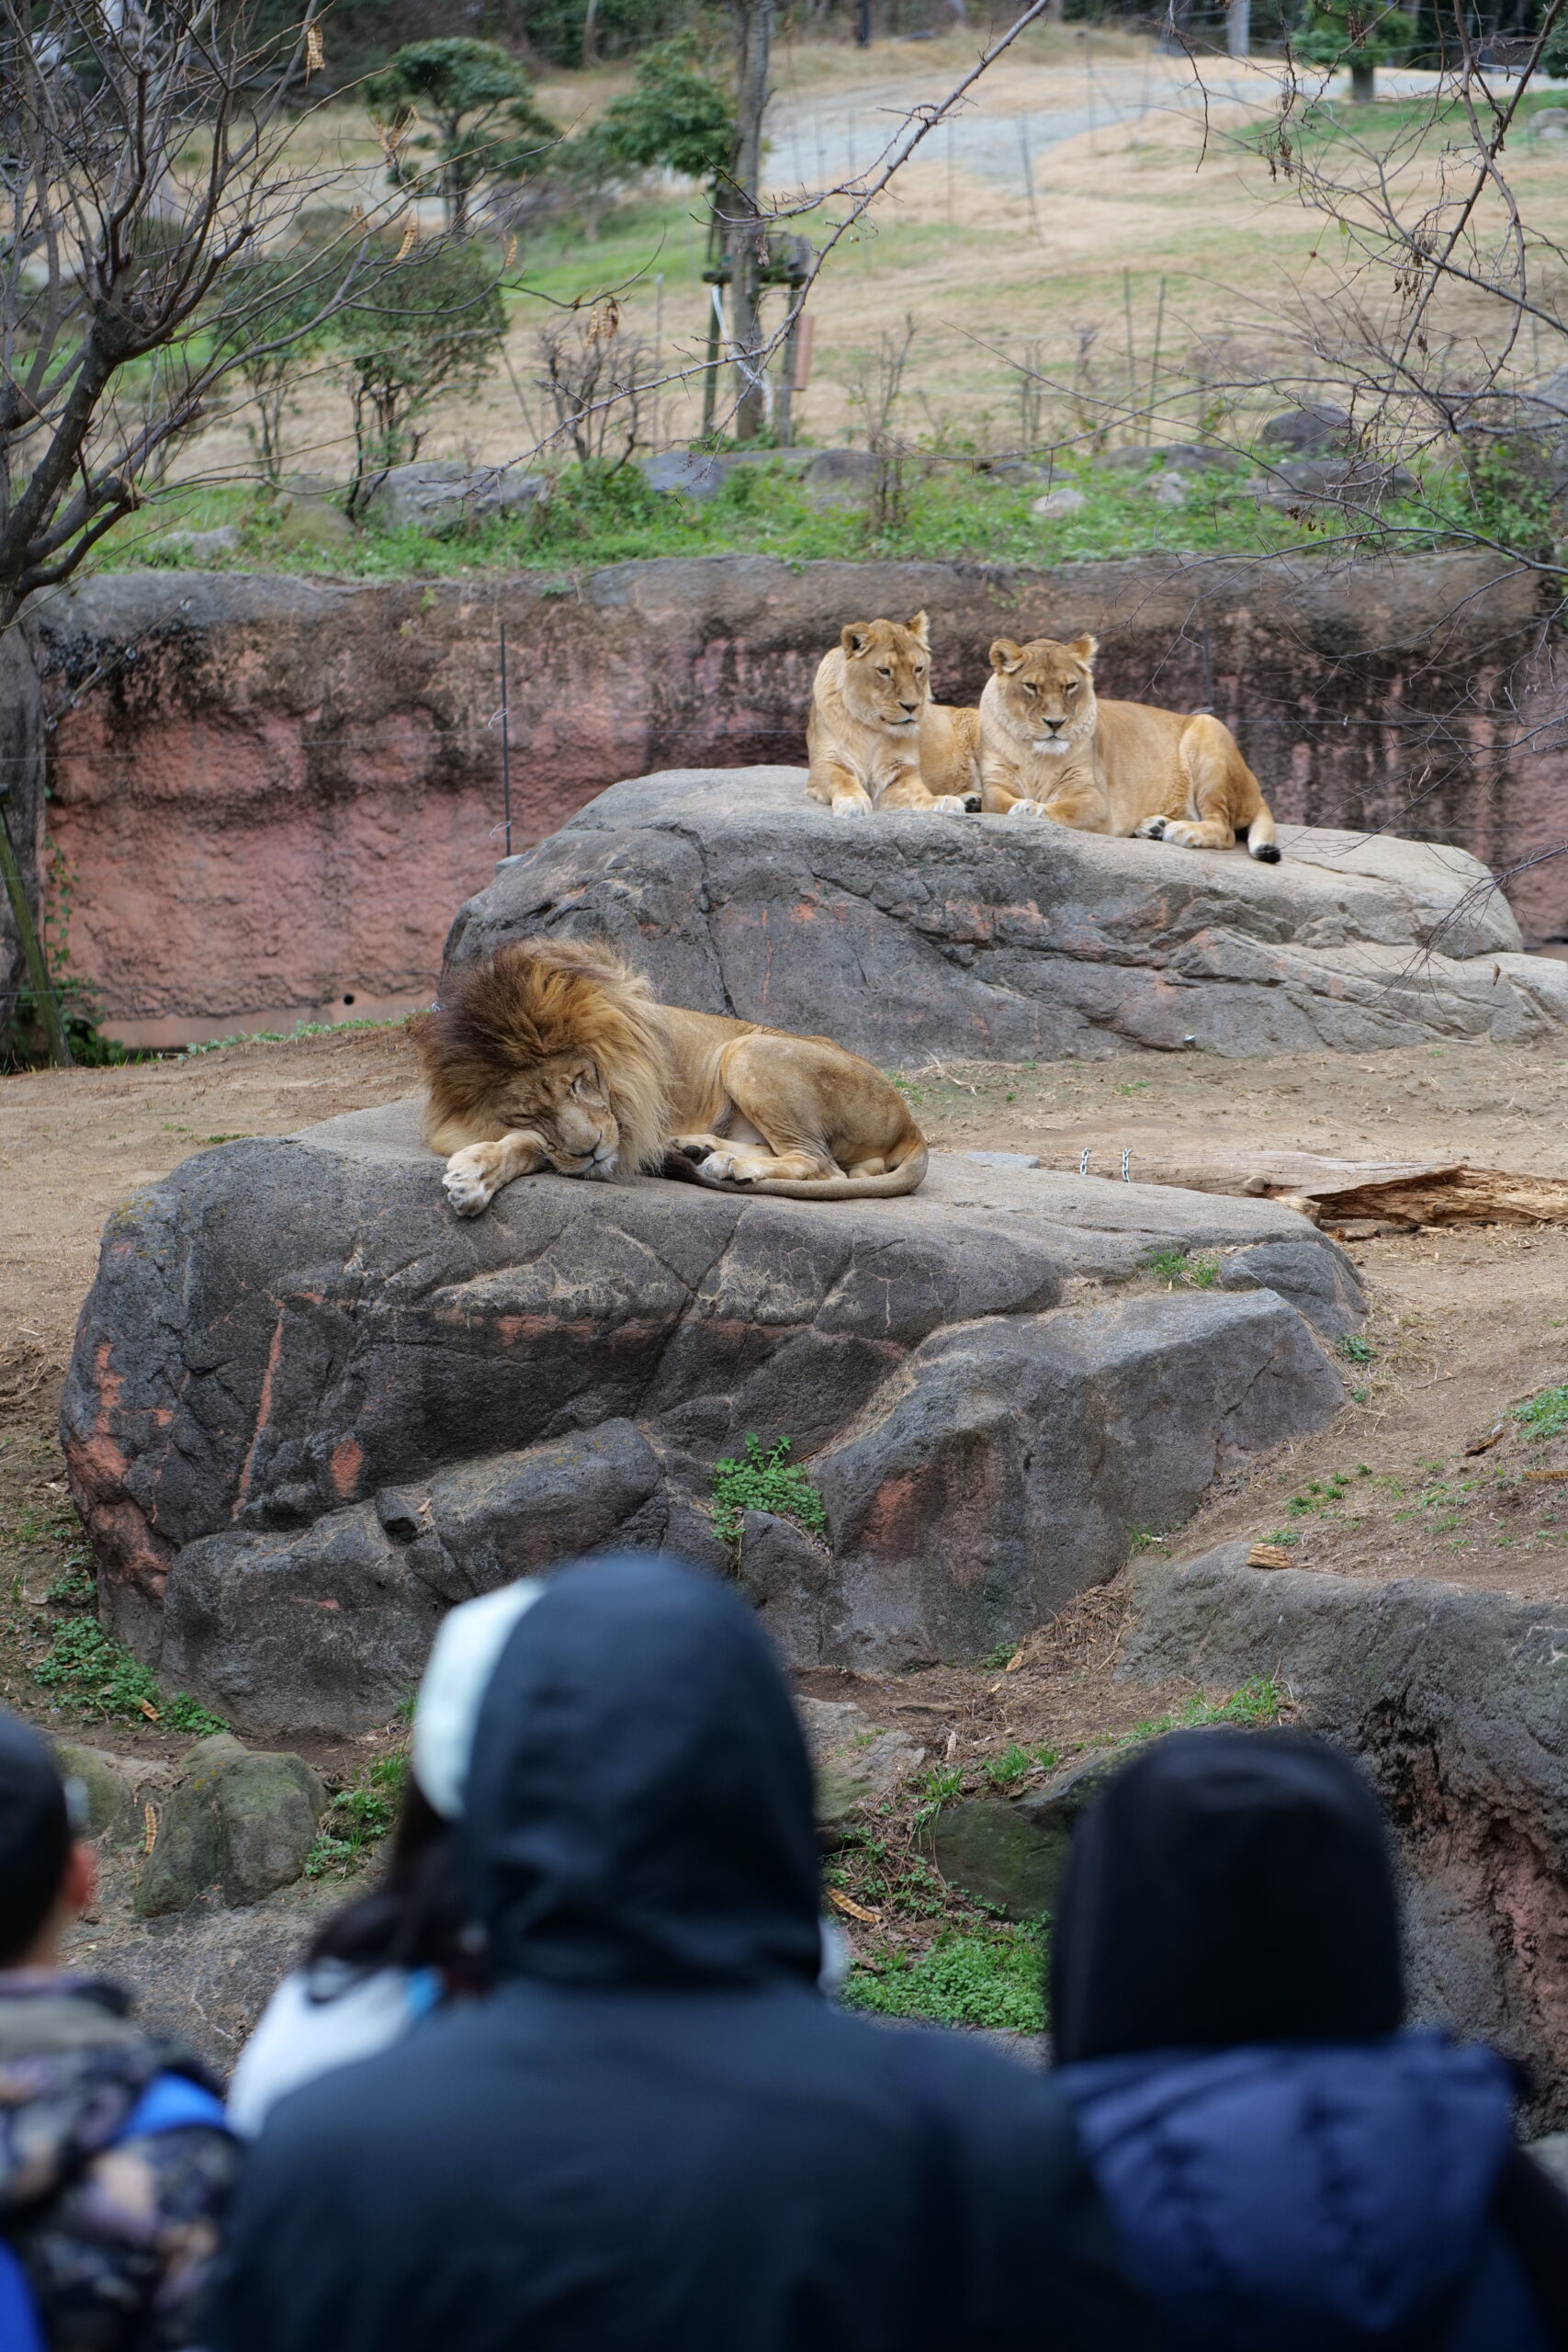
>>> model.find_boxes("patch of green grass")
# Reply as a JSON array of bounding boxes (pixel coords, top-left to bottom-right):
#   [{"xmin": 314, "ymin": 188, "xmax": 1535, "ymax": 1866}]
[
  {"xmin": 843, "ymin": 1923, "xmax": 1045, "ymax": 2030},
  {"xmin": 709, "ymin": 1434, "xmax": 827, "ymax": 1549},
  {"xmin": 305, "ymin": 1751, "xmax": 410, "ymax": 1878},
  {"xmin": 32, "ymin": 1619, "xmax": 228, "ymax": 1734},
  {"xmin": 1145, "ymin": 1247, "xmax": 1222, "ymax": 1291},
  {"xmin": 1337, "ymin": 1333, "xmax": 1376, "ymax": 1363},
  {"xmin": 981, "ymin": 1740, "xmax": 1060, "ymax": 1792},
  {"xmin": 911, "ymin": 1763, "xmax": 964, "ymax": 1829},
  {"xmin": 978, "ymin": 1640, "xmax": 1019, "ymax": 1670},
  {"xmin": 1120, "ymin": 1676, "xmax": 1283, "ymax": 1747},
  {"xmin": 1514, "ymin": 1385, "xmax": 1568, "ymax": 1443}
]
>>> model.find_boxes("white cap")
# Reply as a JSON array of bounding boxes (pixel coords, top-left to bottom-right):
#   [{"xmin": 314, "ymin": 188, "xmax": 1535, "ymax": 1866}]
[{"xmin": 411, "ymin": 1579, "xmax": 546, "ymax": 1819}]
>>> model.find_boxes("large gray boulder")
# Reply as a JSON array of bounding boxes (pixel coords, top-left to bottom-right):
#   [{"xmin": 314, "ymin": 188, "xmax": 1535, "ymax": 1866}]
[
  {"xmin": 443, "ymin": 768, "xmax": 1556, "ymax": 1064},
  {"xmin": 62, "ymin": 1113, "xmax": 1345, "ymax": 1734},
  {"xmin": 1120, "ymin": 1547, "xmax": 1568, "ymax": 2130}
]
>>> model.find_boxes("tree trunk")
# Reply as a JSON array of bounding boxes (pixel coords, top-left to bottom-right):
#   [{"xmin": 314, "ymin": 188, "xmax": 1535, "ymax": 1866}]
[
  {"xmin": 1350, "ymin": 56, "xmax": 1375, "ymax": 99},
  {"xmin": 728, "ymin": 0, "xmax": 773, "ymax": 445},
  {"xmin": 0, "ymin": 622, "xmax": 63, "ymax": 1065}
]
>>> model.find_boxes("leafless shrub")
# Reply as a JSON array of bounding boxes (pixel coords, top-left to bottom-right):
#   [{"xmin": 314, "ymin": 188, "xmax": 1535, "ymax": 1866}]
[{"xmin": 535, "ymin": 305, "xmax": 652, "ymax": 467}]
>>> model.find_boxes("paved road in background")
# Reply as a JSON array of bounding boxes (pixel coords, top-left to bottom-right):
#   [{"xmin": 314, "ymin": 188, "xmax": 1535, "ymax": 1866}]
[{"xmin": 763, "ymin": 62, "xmax": 1457, "ymax": 197}]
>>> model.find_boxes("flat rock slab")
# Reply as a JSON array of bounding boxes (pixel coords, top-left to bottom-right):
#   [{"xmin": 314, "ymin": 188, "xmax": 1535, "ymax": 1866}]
[
  {"xmin": 62, "ymin": 1109, "xmax": 1345, "ymax": 1734},
  {"xmin": 445, "ymin": 767, "xmax": 1565, "ymax": 1064},
  {"xmin": 1122, "ymin": 1547, "xmax": 1568, "ymax": 2131}
]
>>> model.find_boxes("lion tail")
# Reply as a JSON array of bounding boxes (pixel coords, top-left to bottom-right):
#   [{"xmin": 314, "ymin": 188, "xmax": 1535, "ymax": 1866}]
[{"xmin": 686, "ymin": 1141, "xmax": 930, "ymax": 1202}]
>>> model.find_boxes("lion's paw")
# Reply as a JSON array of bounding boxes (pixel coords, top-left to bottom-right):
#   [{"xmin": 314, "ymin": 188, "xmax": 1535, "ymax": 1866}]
[
  {"xmin": 443, "ymin": 1146, "xmax": 499, "ymax": 1217},
  {"xmin": 930, "ymin": 794, "xmax": 976, "ymax": 815},
  {"xmin": 698, "ymin": 1150, "xmax": 756, "ymax": 1185},
  {"xmin": 961, "ymin": 792, "xmax": 982, "ymax": 813},
  {"xmin": 1134, "ymin": 815, "xmax": 1168, "ymax": 840},
  {"xmin": 1158, "ymin": 820, "xmax": 1208, "ymax": 848},
  {"xmin": 1007, "ymin": 799, "xmax": 1049, "ymax": 820},
  {"xmin": 831, "ymin": 796, "xmax": 874, "ymax": 817}
]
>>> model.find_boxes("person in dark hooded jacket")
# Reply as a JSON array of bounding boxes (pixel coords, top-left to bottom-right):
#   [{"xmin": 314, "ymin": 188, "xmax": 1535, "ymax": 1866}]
[
  {"xmin": 1051, "ymin": 1725, "xmax": 1568, "ymax": 2352},
  {"xmin": 209, "ymin": 1553, "xmax": 1152, "ymax": 2352}
]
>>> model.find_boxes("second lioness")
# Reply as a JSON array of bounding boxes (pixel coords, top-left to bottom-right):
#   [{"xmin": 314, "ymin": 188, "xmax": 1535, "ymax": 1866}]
[
  {"xmin": 806, "ymin": 613, "xmax": 980, "ymax": 815},
  {"xmin": 979, "ymin": 632, "xmax": 1280, "ymax": 861}
]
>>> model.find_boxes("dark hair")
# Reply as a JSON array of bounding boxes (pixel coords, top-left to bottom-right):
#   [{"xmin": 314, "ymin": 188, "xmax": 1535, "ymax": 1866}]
[
  {"xmin": 1051, "ymin": 1727, "xmax": 1404, "ymax": 2065},
  {"xmin": 304, "ymin": 1779, "xmax": 476, "ymax": 1988},
  {"xmin": 0, "ymin": 1713, "xmax": 73, "ymax": 1966}
]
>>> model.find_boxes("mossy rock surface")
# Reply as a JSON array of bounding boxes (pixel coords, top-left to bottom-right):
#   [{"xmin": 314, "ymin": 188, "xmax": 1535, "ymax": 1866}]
[{"xmin": 137, "ymin": 1737, "xmax": 325, "ymax": 1917}]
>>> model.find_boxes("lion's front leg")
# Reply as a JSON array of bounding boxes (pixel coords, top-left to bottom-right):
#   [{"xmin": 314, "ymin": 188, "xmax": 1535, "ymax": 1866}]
[{"xmin": 442, "ymin": 1129, "xmax": 549, "ymax": 1216}]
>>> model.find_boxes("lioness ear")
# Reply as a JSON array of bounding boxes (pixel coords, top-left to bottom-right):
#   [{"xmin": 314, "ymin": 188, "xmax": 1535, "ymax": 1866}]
[
  {"xmin": 1069, "ymin": 633, "xmax": 1099, "ymax": 665},
  {"xmin": 989, "ymin": 639, "xmax": 1023, "ymax": 674},
  {"xmin": 841, "ymin": 623, "xmax": 871, "ymax": 657},
  {"xmin": 907, "ymin": 611, "xmax": 931, "ymax": 648}
]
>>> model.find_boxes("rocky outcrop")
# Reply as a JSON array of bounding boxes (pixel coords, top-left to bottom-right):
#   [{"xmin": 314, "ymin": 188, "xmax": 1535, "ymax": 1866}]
[
  {"xmin": 30, "ymin": 551, "xmax": 1565, "ymax": 1045},
  {"xmin": 134, "ymin": 1734, "xmax": 326, "ymax": 1917},
  {"xmin": 61, "ymin": 1113, "xmax": 1347, "ymax": 1733},
  {"xmin": 1118, "ymin": 1547, "xmax": 1568, "ymax": 2131},
  {"xmin": 447, "ymin": 769, "xmax": 1560, "ymax": 1064}
]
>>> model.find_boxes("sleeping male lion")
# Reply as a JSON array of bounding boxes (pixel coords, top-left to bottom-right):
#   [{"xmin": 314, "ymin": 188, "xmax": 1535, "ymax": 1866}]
[
  {"xmin": 978, "ymin": 633, "xmax": 1281, "ymax": 862},
  {"xmin": 806, "ymin": 612, "xmax": 981, "ymax": 816},
  {"xmin": 416, "ymin": 936, "xmax": 929, "ymax": 1216}
]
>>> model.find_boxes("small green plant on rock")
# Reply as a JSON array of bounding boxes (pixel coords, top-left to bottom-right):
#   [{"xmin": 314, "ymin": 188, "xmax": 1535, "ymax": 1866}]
[
  {"xmin": 1145, "ymin": 1247, "xmax": 1220, "ymax": 1290},
  {"xmin": 1337, "ymin": 1333, "xmax": 1376, "ymax": 1363},
  {"xmin": 708, "ymin": 1434, "xmax": 827, "ymax": 1550}
]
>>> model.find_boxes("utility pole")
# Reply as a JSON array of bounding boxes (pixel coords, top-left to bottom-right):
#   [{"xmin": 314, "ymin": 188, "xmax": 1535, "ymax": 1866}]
[{"xmin": 728, "ymin": 0, "xmax": 773, "ymax": 444}]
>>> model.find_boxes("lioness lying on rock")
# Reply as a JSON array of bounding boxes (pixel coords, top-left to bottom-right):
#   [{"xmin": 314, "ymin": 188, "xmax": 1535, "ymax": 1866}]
[
  {"xmin": 417, "ymin": 937, "xmax": 929, "ymax": 1215},
  {"xmin": 979, "ymin": 632, "xmax": 1281, "ymax": 862},
  {"xmin": 806, "ymin": 612, "xmax": 981, "ymax": 816}
]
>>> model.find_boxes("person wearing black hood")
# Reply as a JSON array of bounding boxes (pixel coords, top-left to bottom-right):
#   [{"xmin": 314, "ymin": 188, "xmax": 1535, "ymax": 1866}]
[
  {"xmin": 1051, "ymin": 1725, "xmax": 1568, "ymax": 2352},
  {"xmin": 209, "ymin": 1553, "xmax": 1152, "ymax": 2352}
]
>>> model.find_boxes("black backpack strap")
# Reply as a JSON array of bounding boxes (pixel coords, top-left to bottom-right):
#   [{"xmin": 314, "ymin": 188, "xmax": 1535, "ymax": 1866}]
[
  {"xmin": 1492, "ymin": 2148, "xmax": 1568, "ymax": 2348},
  {"xmin": 888, "ymin": 2030, "xmax": 968, "ymax": 2352}
]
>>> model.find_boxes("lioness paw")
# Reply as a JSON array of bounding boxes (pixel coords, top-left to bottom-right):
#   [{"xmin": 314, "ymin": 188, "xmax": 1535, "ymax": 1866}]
[
  {"xmin": 1134, "ymin": 816, "xmax": 1168, "ymax": 840},
  {"xmin": 931, "ymin": 794, "xmax": 975, "ymax": 815},
  {"xmin": 832, "ymin": 797, "xmax": 873, "ymax": 817},
  {"xmin": 443, "ymin": 1145, "xmax": 500, "ymax": 1216},
  {"xmin": 1159, "ymin": 820, "xmax": 1211, "ymax": 848},
  {"xmin": 961, "ymin": 792, "xmax": 982, "ymax": 813},
  {"xmin": 1007, "ymin": 798, "xmax": 1049, "ymax": 820}
]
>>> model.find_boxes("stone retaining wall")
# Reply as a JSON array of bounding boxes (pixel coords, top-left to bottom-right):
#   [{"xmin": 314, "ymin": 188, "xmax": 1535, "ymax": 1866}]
[{"xmin": 31, "ymin": 552, "xmax": 1565, "ymax": 1045}]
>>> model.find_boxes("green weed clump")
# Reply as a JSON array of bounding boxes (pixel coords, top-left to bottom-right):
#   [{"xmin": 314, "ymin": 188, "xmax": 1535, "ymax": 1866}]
[
  {"xmin": 982, "ymin": 1741, "xmax": 1060, "ymax": 1792},
  {"xmin": 709, "ymin": 1434, "xmax": 827, "ymax": 1549},
  {"xmin": 34, "ymin": 1620, "xmax": 228, "ymax": 1736},
  {"xmin": 306, "ymin": 1751, "xmax": 410, "ymax": 1878},
  {"xmin": 843, "ymin": 1926, "xmax": 1045, "ymax": 2031},
  {"xmin": 1514, "ymin": 1385, "xmax": 1568, "ymax": 1442},
  {"xmin": 1121, "ymin": 1677, "xmax": 1282, "ymax": 1746},
  {"xmin": 1145, "ymin": 1247, "xmax": 1221, "ymax": 1290}
]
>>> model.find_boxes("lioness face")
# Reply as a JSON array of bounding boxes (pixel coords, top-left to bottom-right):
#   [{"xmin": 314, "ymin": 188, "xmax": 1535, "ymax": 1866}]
[
  {"xmin": 989, "ymin": 634, "xmax": 1099, "ymax": 756},
  {"xmin": 839, "ymin": 614, "xmax": 932, "ymax": 733},
  {"xmin": 498, "ymin": 1055, "xmax": 619, "ymax": 1177}
]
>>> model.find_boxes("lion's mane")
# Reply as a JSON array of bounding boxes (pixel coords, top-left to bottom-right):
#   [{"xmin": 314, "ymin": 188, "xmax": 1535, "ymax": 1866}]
[{"xmin": 414, "ymin": 936, "xmax": 673, "ymax": 1176}]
